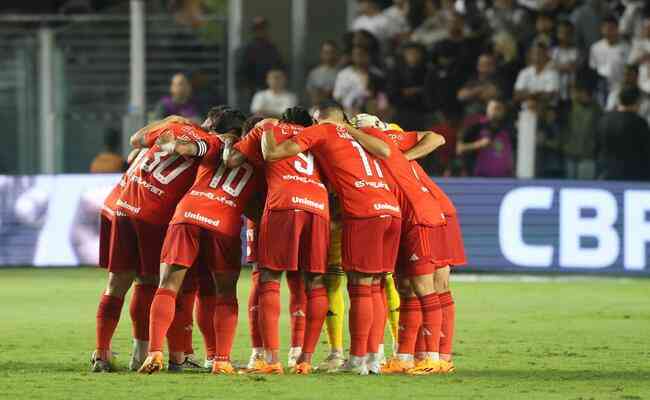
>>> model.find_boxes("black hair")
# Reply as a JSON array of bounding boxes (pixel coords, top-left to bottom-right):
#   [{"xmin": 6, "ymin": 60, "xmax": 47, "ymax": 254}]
[
  {"xmin": 620, "ymin": 87, "xmax": 641, "ymax": 107},
  {"xmin": 280, "ymin": 106, "xmax": 313, "ymax": 127},
  {"xmin": 214, "ymin": 109, "xmax": 247, "ymax": 136},
  {"xmin": 242, "ymin": 116, "xmax": 265, "ymax": 135}
]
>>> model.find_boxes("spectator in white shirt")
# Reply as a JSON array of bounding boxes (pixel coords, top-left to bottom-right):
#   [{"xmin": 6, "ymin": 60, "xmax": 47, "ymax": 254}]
[
  {"xmin": 250, "ymin": 68, "xmax": 298, "ymax": 117},
  {"xmin": 551, "ymin": 20, "xmax": 579, "ymax": 101},
  {"xmin": 589, "ymin": 17, "xmax": 630, "ymax": 105},
  {"xmin": 382, "ymin": 0, "xmax": 410, "ymax": 38},
  {"xmin": 351, "ymin": 0, "xmax": 395, "ymax": 47},
  {"xmin": 333, "ymin": 46, "xmax": 383, "ymax": 114},
  {"xmin": 628, "ymin": 17, "xmax": 650, "ymax": 95},
  {"xmin": 515, "ymin": 43, "xmax": 560, "ymax": 111},
  {"xmin": 306, "ymin": 40, "xmax": 340, "ymax": 108}
]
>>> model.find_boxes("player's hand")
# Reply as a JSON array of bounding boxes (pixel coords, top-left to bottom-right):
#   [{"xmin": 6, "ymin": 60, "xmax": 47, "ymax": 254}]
[
  {"xmin": 476, "ymin": 137, "xmax": 491, "ymax": 149},
  {"xmin": 156, "ymin": 131, "xmax": 177, "ymax": 153},
  {"xmin": 352, "ymin": 113, "xmax": 388, "ymax": 131}
]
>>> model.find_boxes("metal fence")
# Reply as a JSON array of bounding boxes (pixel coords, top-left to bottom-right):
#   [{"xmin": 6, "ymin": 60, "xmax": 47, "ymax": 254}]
[{"xmin": 0, "ymin": 11, "xmax": 227, "ymax": 174}]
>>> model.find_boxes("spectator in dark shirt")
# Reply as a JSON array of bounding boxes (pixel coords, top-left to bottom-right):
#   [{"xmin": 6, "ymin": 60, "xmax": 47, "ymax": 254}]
[
  {"xmin": 431, "ymin": 12, "xmax": 477, "ymax": 80},
  {"xmin": 388, "ymin": 42, "xmax": 432, "ymax": 130},
  {"xmin": 458, "ymin": 98, "xmax": 515, "ymax": 177},
  {"xmin": 236, "ymin": 16, "xmax": 284, "ymax": 111},
  {"xmin": 457, "ymin": 53, "xmax": 502, "ymax": 117},
  {"xmin": 595, "ymin": 87, "xmax": 650, "ymax": 181},
  {"xmin": 153, "ymin": 73, "xmax": 201, "ymax": 122}
]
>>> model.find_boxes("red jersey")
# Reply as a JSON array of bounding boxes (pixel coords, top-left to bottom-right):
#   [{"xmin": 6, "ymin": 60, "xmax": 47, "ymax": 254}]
[
  {"xmin": 388, "ymin": 130, "xmax": 457, "ymax": 216},
  {"xmin": 171, "ymin": 135, "xmax": 263, "ymax": 237},
  {"xmin": 362, "ymin": 128, "xmax": 444, "ymax": 227},
  {"xmin": 117, "ymin": 122, "xmax": 210, "ymax": 225},
  {"xmin": 291, "ymin": 123, "xmax": 400, "ymax": 219},
  {"xmin": 101, "ymin": 183, "xmax": 122, "ymax": 219},
  {"xmin": 234, "ymin": 122, "xmax": 329, "ymax": 219}
]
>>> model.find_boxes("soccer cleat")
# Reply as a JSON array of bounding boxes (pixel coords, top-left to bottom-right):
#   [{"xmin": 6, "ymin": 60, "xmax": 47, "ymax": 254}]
[
  {"xmin": 316, "ymin": 351, "xmax": 345, "ymax": 372},
  {"xmin": 128, "ymin": 339, "xmax": 148, "ymax": 371},
  {"xmin": 246, "ymin": 349, "xmax": 265, "ymax": 370},
  {"xmin": 338, "ymin": 358, "xmax": 369, "ymax": 376},
  {"xmin": 406, "ymin": 358, "xmax": 442, "ymax": 376},
  {"xmin": 128, "ymin": 352, "xmax": 146, "ymax": 372},
  {"xmin": 438, "ymin": 360, "xmax": 455, "ymax": 374},
  {"xmin": 137, "ymin": 352, "xmax": 164, "ymax": 374},
  {"xmin": 167, "ymin": 360, "xmax": 184, "ymax": 373},
  {"xmin": 287, "ymin": 347, "xmax": 302, "ymax": 368},
  {"xmin": 211, "ymin": 361, "xmax": 235, "ymax": 375},
  {"xmin": 90, "ymin": 350, "xmax": 114, "ymax": 373},
  {"xmin": 247, "ymin": 361, "xmax": 284, "ymax": 375},
  {"xmin": 380, "ymin": 357, "xmax": 413, "ymax": 374},
  {"xmin": 291, "ymin": 362, "xmax": 313, "ymax": 375},
  {"xmin": 204, "ymin": 358, "xmax": 214, "ymax": 370},
  {"xmin": 180, "ymin": 354, "xmax": 204, "ymax": 370},
  {"xmin": 366, "ymin": 353, "xmax": 382, "ymax": 375}
]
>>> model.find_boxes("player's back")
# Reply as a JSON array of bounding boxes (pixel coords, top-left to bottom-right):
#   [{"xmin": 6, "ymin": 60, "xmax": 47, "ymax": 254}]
[
  {"xmin": 293, "ymin": 123, "xmax": 401, "ymax": 219},
  {"xmin": 171, "ymin": 135, "xmax": 262, "ymax": 237},
  {"xmin": 118, "ymin": 122, "xmax": 209, "ymax": 224}
]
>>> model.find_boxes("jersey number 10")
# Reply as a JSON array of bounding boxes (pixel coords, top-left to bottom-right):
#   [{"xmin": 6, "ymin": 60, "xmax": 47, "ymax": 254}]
[{"xmin": 209, "ymin": 162, "xmax": 254, "ymax": 197}]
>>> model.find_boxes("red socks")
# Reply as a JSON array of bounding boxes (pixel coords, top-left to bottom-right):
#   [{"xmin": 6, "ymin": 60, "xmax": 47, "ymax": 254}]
[
  {"xmin": 166, "ymin": 290, "xmax": 195, "ymax": 354},
  {"xmin": 348, "ymin": 284, "xmax": 373, "ymax": 357},
  {"xmin": 439, "ymin": 291, "xmax": 455, "ymax": 357},
  {"xmin": 367, "ymin": 283, "xmax": 386, "ymax": 354},
  {"xmin": 287, "ymin": 272, "xmax": 306, "ymax": 348},
  {"xmin": 397, "ymin": 296, "xmax": 422, "ymax": 355},
  {"xmin": 196, "ymin": 295, "xmax": 217, "ymax": 359},
  {"xmin": 259, "ymin": 280, "xmax": 281, "ymax": 352},
  {"xmin": 95, "ymin": 294, "xmax": 124, "ymax": 358},
  {"xmin": 301, "ymin": 286, "xmax": 328, "ymax": 355},
  {"xmin": 213, "ymin": 294, "xmax": 238, "ymax": 361},
  {"xmin": 148, "ymin": 288, "xmax": 177, "ymax": 353},
  {"xmin": 129, "ymin": 284, "xmax": 156, "ymax": 341},
  {"xmin": 419, "ymin": 293, "xmax": 442, "ymax": 354},
  {"xmin": 248, "ymin": 270, "xmax": 263, "ymax": 348}
]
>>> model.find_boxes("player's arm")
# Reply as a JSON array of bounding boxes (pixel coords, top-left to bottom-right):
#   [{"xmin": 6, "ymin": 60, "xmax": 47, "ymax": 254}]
[
  {"xmin": 154, "ymin": 131, "xmax": 209, "ymax": 157},
  {"xmin": 345, "ymin": 125, "xmax": 391, "ymax": 159},
  {"xmin": 403, "ymin": 131, "xmax": 446, "ymax": 161},
  {"xmin": 129, "ymin": 115, "xmax": 193, "ymax": 148},
  {"xmin": 261, "ymin": 125, "xmax": 302, "ymax": 161}
]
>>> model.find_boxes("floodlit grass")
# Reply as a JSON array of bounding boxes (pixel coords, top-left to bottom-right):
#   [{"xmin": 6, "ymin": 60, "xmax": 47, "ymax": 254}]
[{"xmin": 0, "ymin": 268, "xmax": 648, "ymax": 399}]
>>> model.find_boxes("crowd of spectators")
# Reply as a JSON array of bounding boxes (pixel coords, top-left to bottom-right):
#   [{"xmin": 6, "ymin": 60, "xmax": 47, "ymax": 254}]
[{"xmin": 175, "ymin": 0, "xmax": 650, "ymax": 181}]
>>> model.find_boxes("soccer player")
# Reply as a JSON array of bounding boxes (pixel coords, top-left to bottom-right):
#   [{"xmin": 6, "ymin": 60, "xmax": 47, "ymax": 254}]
[
  {"xmin": 226, "ymin": 107, "xmax": 329, "ymax": 374},
  {"xmin": 138, "ymin": 109, "xmax": 264, "ymax": 374},
  {"xmin": 358, "ymin": 115, "xmax": 464, "ymax": 373},
  {"xmin": 348, "ymin": 116, "xmax": 448, "ymax": 375},
  {"xmin": 261, "ymin": 101, "xmax": 401, "ymax": 375},
  {"xmin": 91, "ymin": 114, "xmax": 202, "ymax": 373}
]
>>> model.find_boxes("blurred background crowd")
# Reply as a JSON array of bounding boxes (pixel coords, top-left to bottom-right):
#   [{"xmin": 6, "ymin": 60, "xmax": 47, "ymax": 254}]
[{"xmin": 2, "ymin": 0, "xmax": 649, "ymax": 181}]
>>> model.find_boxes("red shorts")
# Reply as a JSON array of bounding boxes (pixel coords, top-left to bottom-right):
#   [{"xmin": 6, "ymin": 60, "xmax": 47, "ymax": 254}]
[
  {"xmin": 342, "ymin": 215, "xmax": 401, "ymax": 274},
  {"xmin": 181, "ymin": 261, "xmax": 215, "ymax": 294},
  {"xmin": 161, "ymin": 223, "xmax": 241, "ymax": 273},
  {"xmin": 98, "ymin": 213, "xmax": 112, "ymax": 269},
  {"xmin": 445, "ymin": 214, "xmax": 467, "ymax": 266},
  {"xmin": 258, "ymin": 209, "xmax": 329, "ymax": 274},
  {"xmin": 245, "ymin": 221, "xmax": 258, "ymax": 264},
  {"xmin": 108, "ymin": 216, "xmax": 167, "ymax": 277},
  {"xmin": 396, "ymin": 223, "xmax": 448, "ymax": 277}
]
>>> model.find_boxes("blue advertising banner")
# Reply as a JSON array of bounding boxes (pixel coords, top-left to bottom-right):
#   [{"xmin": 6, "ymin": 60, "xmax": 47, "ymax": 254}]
[{"xmin": 1, "ymin": 175, "xmax": 649, "ymax": 275}]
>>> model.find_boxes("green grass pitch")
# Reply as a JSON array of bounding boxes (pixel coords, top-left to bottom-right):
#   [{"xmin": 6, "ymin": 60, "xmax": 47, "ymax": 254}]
[{"xmin": 0, "ymin": 268, "xmax": 649, "ymax": 400}]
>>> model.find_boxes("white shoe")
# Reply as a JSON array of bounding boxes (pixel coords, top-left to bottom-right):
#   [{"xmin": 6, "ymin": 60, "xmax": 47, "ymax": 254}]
[
  {"xmin": 204, "ymin": 358, "xmax": 214, "ymax": 369},
  {"xmin": 316, "ymin": 351, "xmax": 346, "ymax": 372},
  {"xmin": 128, "ymin": 339, "xmax": 148, "ymax": 371},
  {"xmin": 287, "ymin": 347, "xmax": 302, "ymax": 368},
  {"xmin": 247, "ymin": 348, "xmax": 265, "ymax": 370},
  {"xmin": 339, "ymin": 356, "xmax": 369, "ymax": 375},
  {"xmin": 366, "ymin": 353, "xmax": 382, "ymax": 375}
]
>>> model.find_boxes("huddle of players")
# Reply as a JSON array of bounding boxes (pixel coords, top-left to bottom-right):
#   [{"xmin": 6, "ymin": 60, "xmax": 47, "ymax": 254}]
[{"xmin": 91, "ymin": 100, "xmax": 465, "ymax": 376}]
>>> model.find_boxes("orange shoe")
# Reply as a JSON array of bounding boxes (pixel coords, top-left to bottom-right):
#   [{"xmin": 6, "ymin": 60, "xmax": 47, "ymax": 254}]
[
  {"xmin": 438, "ymin": 360, "xmax": 455, "ymax": 374},
  {"xmin": 247, "ymin": 361, "xmax": 284, "ymax": 375},
  {"xmin": 407, "ymin": 358, "xmax": 442, "ymax": 376},
  {"xmin": 245, "ymin": 358, "xmax": 267, "ymax": 373},
  {"xmin": 380, "ymin": 357, "xmax": 414, "ymax": 374},
  {"xmin": 291, "ymin": 362, "xmax": 312, "ymax": 375},
  {"xmin": 211, "ymin": 361, "xmax": 235, "ymax": 375},
  {"xmin": 137, "ymin": 352, "xmax": 164, "ymax": 374}
]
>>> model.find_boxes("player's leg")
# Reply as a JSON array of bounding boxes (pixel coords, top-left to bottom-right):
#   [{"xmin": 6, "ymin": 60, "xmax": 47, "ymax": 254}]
[
  {"xmin": 196, "ymin": 268, "xmax": 217, "ymax": 369},
  {"xmin": 321, "ymin": 219, "xmax": 346, "ymax": 370},
  {"xmin": 383, "ymin": 272, "xmax": 400, "ymax": 355},
  {"xmin": 407, "ymin": 271, "xmax": 443, "ymax": 375},
  {"xmin": 344, "ymin": 271, "xmax": 374, "ymax": 375},
  {"xmin": 92, "ymin": 270, "xmax": 135, "ymax": 372},
  {"xmin": 436, "ymin": 266, "xmax": 456, "ymax": 373},
  {"xmin": 286, "ymin": 270, "xmax": 306, "ymax": 367},
  {"xmin": 246, "ymin": 266, "xmax": 264, "ymax": 369},
  {"xmin": 210, "ymin": 270, "xmax": 240, "ymax": 374},
  {"xmin": 165, "ymin": 271, "xmax": 197, "ymax": 371},
  {"xmin": 257, "ymin": 267, "xmax": 284, "ymax": 369},
  {"xmin": 366, "ymin": 276, "xmax": 387, "ymax": 374},
  {"xmin": 128, "ymin": 274, "xmax": 157, "ymax": 371},
  {"xmin": 383, "ymin": 275, "xmax": 420, "ymax": 374},
  {"xmin": 293, "ymin": 272, "xmax": 328, "ymax": 374}
]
